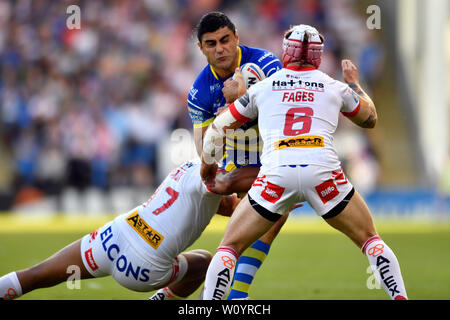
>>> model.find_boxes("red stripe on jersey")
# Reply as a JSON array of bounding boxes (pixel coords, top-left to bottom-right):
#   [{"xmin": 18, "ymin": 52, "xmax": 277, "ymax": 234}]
[
  {"xmin": 229, "ymin": 102, "xmax": 251, "ymax": 123},
  {"xmin": 342, "ymin": 101, "xmax": 361, "ymax": 117}
]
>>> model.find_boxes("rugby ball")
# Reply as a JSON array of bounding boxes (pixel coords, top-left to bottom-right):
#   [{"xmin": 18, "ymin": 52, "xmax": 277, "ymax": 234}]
[{"xmin": 235, "ymin": 63, "xmax": 266, "ymax": 89}]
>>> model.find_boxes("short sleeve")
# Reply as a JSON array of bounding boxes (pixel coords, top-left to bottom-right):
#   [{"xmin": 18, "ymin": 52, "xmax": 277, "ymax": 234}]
[
  {"xmin": 187, "ymin": 85, "xmax": 215, "ymax": 128},
  {"xmin": 339, "ymin": 83, "xmax": 361, "ymax": 117},
  {"xmin": 228, "ymin": 88, "xmax": 258, "ymax": 123},
  {"xmin": 259, "ymin": 54, "xmax": 282, "ymax": 77}
]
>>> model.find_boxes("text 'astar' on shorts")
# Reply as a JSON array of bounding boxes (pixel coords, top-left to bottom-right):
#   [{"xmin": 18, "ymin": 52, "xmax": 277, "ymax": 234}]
[
  {"xmin": 126, "ymin": 211, "xmax": 164, "ymax": 250},
  {"xmin": 274, "ymin": 135, "xmax": 324, "ymax": 149}
]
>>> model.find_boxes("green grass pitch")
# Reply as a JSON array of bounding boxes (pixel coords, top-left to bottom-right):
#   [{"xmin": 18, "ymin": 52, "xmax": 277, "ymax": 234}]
[{"xmin": 0, "ymin": 214, "xmax": 449, "ymax": 300}]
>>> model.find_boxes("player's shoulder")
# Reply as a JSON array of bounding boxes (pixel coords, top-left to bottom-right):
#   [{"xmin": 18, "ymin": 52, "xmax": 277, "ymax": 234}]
[
  {"xmin": 168, "ymin": 160, "xmax": 204, "ymax": 191},
  {"xmin": 240, "ymin": 45, "xmax": 281, "ymax": 76},
  {"xmin": 189, "ymin": 65, "xmax": 213, "ymax": 95},
  {"xmin": 314, "ymin": 69, "xmax": 345, "ymax": 86},
  {"xmin": 180, "ymin": 160, "xmax": 215, "ymax": 195},
  {"xmin": 188, "ymin": 65, "xmax": 216, "ymax": 112},
  {"xmin": 240, "ymin": 45, "xmax": 276, "ymax": 60},
  {"xmin": 309, "ymin": 69, "xmax": 351, "ymax": 101}
]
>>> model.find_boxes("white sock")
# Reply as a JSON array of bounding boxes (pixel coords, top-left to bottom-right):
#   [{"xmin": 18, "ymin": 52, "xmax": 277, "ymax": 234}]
[
  {"xmin": 149, "ymin": 287, "xmax": 184, "ymax": 300},
  {"xmin": 362, "ymin": 236, "xmax": 408, "ymax": 300},
  {"xmin": 203, "ymin": 246, "xmax": 238, "ymax": 300},
  {"xmin": 0, "ymin": 272, "xmax": 23, "ymax": 300}
]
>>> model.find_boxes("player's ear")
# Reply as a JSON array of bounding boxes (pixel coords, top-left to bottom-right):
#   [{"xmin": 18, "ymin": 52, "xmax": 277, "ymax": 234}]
[
  {"xmin": 235, "ymin": 31, "xmax": 239, "ymax": 45},
  {"xmin": 197, "ymin": 41, "xmax": 207, "ymax": 56}
]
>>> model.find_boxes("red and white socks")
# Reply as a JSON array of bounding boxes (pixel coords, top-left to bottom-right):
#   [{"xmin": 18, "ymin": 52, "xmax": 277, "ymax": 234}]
[
  {"xmin": 0, "ymin": 272, "xmax": 23, "ymax": 300},
  {"xmin": 362, "ymin": 236, "xmax": 408, "ymax": 300},
  {"xmin": 202, "ymin": 246, "xmax": 238, "ymax": 300},
  {"xmin": 202, "ymin": 239, "xmax": 407, "ymax": 300}
]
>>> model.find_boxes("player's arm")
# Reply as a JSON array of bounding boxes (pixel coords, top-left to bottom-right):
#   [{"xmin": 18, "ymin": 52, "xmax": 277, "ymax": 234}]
[
  {"xmin": 200, "ymin": 96, "xmax": 256, "ymax": 185},
  {"xmin": 188, "ymin": 96, "xmax": 215, "ymax": 157},
  {"xmin": 193, "ymin": 103, "xmax": 232, "ymax": 157},
  {"xmin": 341, "ymin": 59, "xmax": 377, "ymax": 128},
  {"xmin": 194, "ymin": 126, "xmax": 208, "ymax": 157},
  {"xmin": 208, "ymin": 166, "xmax": 260, "ymax": 195}
]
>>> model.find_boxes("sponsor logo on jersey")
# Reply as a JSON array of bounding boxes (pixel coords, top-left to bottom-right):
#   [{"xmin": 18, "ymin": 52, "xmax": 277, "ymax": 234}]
[
  {"xmin": 88, "ymin": 230, "xmax": 98, "ymax": 243},
  {"xmin": 126, "ymin": 211, "xmax": 164, "ymax": 250},
  {"xmin": 261, "ymin": 182, "xmax": 285, "ymax": 203},
  {"xmin": 189, "ymin": 87, "xmax": 199, "ymax": 100},
  {"xmin": 350, "ymin": 88, "xmax": 359, "ymax": 103},
  {"xmin": 257, "ymin": 51, "xmax": 273, "ymax": 63},
  {"xmin": 169, "ymin": 166, "xmax": 187, "ymax": 182},
  {"xmin": 100, "ymin": 225, "xmax": 151, "ymax": 282},
  {"xmin": 237, "ymin": 92, "xmax": 250, "ymax": 107},
  {"xmin": 210, "ymin": 83, "xmax": 222, "ymax": 93},
  {"xmin": 252, "ymin": 175, "xmax": 266, "ymax": 187},
  {"xmin": 188, "ymin": 106, "xmax": 202, "ymax": 116},
  {"xmin": 84, "ymin": 248, "xmax": 99, "ymax": 271},
  {"xmin": 272, "ymin": 79, "xmax": 324, "ymax": 91},
  {"xmin": 187, "ymin": 107, "xmax": 204, "ymax": 123},
  {"xmin": 315, "ymin": 179, "xmax": 339, "ymax": 204},
  {"xmin": 331, "ymin": 169, "xmax": 348, "ymax": 185},
  {"xmin": 275, "ymin": 135, "xmax": 324, "ymax": 149}
]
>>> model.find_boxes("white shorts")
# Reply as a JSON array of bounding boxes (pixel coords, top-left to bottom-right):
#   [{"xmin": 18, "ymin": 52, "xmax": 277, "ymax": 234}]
[
  {"xmin": 80, "ymin": 220, "xmax": 188, "ymax": 292},
  {"xmin": 247, "ymin": 164, "xmax": 354, "ymax": 220}
]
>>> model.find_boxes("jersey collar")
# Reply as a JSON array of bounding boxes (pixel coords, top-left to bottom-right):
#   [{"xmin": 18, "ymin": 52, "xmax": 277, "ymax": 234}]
[
  {"xmin": 210, "ymin": 46, "xmax": 242, "ymax": 80},
  {"xmin": 285, "ymin": 65, "xmax": 317, "ymax": 71}
]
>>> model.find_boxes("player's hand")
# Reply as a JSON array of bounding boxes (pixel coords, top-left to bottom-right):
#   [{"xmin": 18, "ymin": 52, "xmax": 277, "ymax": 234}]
[
  {"xmin": 222, "ymin": 68, "xmax": 246, "ymax": 103},
  {"xmin": 216, "ymin": 194, "xmax": 240, "ymax": 216},
  {"xmin": 341, "ymin": 59, "xmax": 359, "ymax": 84},
  {"xmin": 200, "ymin": 156, "xmax": 218, "ymax": 187}
]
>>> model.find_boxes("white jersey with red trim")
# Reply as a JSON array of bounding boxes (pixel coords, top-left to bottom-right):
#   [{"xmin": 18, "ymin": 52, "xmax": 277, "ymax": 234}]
[
  {"xmin": 230, "ymin": 66, "xmax": 360, "ymax": 169},
  {"xmin": 114, "ymin": 161, "xmax": 221, "ymax": 267}
]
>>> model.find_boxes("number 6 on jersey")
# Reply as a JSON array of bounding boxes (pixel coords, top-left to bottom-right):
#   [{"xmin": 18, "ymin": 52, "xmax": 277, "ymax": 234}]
[{"xmin": 283, "ymin": 107, "xmax": 313, "ymax": 136}]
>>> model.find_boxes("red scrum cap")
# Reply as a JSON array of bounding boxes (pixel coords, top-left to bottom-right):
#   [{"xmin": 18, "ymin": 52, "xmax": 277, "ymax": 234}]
[{"xmin": 282, "ymin": 24, "xmax": 324, "ymax": 69}]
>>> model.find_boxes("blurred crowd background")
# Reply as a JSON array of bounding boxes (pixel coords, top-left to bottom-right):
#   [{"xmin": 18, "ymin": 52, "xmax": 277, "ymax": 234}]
[{"xmin": 0, "ymin": 0, "xmax": 447, "ymax": 215}]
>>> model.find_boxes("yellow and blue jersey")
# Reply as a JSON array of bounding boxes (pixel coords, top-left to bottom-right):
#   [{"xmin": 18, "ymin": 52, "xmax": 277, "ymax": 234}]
[{"xmin": 187, "ymin": 45, "xmax": 282, "ymax": 171}]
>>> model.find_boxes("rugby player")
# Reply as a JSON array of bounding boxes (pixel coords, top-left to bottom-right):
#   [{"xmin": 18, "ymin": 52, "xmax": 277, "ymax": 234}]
[
  {"xmin": 0, "ymin": 160, "xmax": 247, "ymax": 300},
  {"xmin": 188, "ymin": 11, "xmax": 289, "ymax": 300},
  {"xmin": 200, "ymin": 24, "xmax": 408, "ymax": 300}
]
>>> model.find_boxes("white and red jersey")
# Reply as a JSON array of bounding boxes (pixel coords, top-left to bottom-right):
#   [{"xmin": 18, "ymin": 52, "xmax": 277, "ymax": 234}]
[
  {"xmin": 229, "ymin": 66, "xmax": 360, "ymax": 170},
  {"xmin": 114, "ymin": 161, "xmax": 221, "ymax": 267}
]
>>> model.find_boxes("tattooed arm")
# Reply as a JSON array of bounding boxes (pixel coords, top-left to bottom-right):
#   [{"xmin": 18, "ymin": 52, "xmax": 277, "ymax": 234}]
[{"xmin": 341, "ymin": 59, "xmax": 377, "ymax": 128}]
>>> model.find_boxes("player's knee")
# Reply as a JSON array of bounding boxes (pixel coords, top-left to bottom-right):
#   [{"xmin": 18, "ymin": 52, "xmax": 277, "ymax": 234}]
[
  {"xmin": 358, "ymin": 219, "xmax": 378, "ymax": 245},
  {"xmin": 183, "ymin": 250, "xmax": 212, "ymax": 277},
  {"xmin": 196, "ymin": 249, "xmax": 213, "ymax": 267},
  {"xmin": 356, "ymin": 230, "xmax": 378, "ymax": 248}
]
